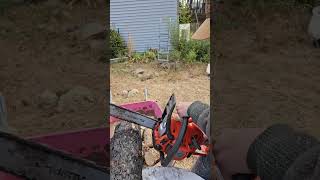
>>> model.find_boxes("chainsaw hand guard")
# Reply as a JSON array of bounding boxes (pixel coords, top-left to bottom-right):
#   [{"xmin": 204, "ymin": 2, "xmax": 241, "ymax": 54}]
[{"xmin": 159, "ymin": 116, "xmax": 188, "ymax": 166}]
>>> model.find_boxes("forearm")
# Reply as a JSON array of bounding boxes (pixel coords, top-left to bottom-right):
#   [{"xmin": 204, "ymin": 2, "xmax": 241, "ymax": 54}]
[
  {"xmin": 187, "ymin": 101, "xmax": 210, "ymax": 137},
  {"xmin": 247, "ymin": 124, "xmax": 320, "ymax": 180},
  {"xmin": 187, "ymin": 101, "xmax": 211, "ymax": 179}
]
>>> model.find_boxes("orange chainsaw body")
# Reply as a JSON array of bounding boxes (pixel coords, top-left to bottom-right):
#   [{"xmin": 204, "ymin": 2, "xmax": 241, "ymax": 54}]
[{"xmin": 153, "ymin": 117, "xmax": 209, "ymax": 160}]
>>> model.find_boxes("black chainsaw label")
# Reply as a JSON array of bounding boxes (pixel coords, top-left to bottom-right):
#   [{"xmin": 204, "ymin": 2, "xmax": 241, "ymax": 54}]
[{"xmin": 46, "ymin": 165, "xmax": 87, "ymax": 180}]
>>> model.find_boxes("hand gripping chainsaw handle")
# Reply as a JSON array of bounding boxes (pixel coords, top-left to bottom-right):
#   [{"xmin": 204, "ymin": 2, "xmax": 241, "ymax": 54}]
[{"xmin": 153, "ymin": 94, "xmax": 209, "ymax": 167}]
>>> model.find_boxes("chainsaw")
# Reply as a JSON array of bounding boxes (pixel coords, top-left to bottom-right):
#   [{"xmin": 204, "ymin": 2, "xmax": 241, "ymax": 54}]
[
  {"xmin": 0, "ymin": 95, "xmax": 109, "ymax": 180},
  {"xmin": 110, "ymin": 94, "xmax": 210, "ymax": 166}
]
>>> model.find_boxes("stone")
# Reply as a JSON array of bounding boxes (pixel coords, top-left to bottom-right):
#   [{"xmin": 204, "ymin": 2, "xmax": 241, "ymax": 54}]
[
  {"xmin": 139, "ymin": 73, "xmax": 153, "ymax": 81},
  {"xmin": 57, "ymin": 86, "xmax": 95, "ymax": 113},
  {"xmin": 38, "ymin": 90, "xmax": 59, "ymax": 109},
  {"xmin": 121, "ymin": 90, "xmax": 129, "ymax": 97},
  {"xmin": 143, "ymin": 128, "xmax": 153, "ymax": 147},
  {"xmin": 128, "ymin": 89, "xmax": 139, "ymax": 97},
  {"xmin": 153, "ymin": 72, "xmax": 159, "ymax": 77},
  {"xmin": 144, "ymin": 148, "xmax": 159, "ymax": 166},
  {"xmin": 134, "ymin": 68, "xmax": 145, "ymax": 75}
]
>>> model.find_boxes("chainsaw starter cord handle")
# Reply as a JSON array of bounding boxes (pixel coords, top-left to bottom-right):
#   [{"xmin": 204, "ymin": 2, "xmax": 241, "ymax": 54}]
[{"xmin": 161, "ymin": 116, "xmax": 188, "ymax": 167}]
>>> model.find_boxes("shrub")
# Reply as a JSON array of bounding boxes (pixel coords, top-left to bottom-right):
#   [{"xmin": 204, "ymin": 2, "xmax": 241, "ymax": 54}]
[
  {"xmin": 179, "ymin": 3, "xmax": 192, "ymax": 24},
  {"xmin": 130, "ymin": 52, "xmax": 144, "ymax": 63},
  {"xmin": 110, "ymin": 29, "xmax": 126, "ymax": 59},
  {"xmin": 185, "ymin": 50, "xmax": 197, "ymax": 63},
  {"xmin": 167, "ymin": 19, "xmax": 210, "ymax": 63},
  {"xmin": 178, "ymin": 39, "xmax": 210, "ymax": 63},
  {"xmin": 144, "ymin": 50, "xmax": 157, "ymax": 62},
  {"xmin": 169, "ymin": 50, "xmax": 182, "ymax": 61},
  {"xmin": 168, "ymin": 21, "xmax": 180, "ymax": 51}
]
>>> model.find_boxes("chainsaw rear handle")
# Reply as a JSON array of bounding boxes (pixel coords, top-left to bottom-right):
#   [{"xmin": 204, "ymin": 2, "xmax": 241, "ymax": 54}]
[{"xmin": 160, "ymin": 116, "xmax": 188, "ymax": 166}]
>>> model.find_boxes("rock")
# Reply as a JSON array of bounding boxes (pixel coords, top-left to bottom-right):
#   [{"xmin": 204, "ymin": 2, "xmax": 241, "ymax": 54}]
[
  {"xmin": 38, "ymin": 90, "xmax": 59, "ymax": 109},
  {"xmin": 144, "ymin": 148, "xmax": 159, "ymax": 166},
  {"xmin": 134, "ymin": 68, "xmax": 145, "ymax": 75},
  {"xmin": 79, "ymin": 22, "xmax": 105, "ymax": 40},
  {"xmin": 88, "ymin": 40, "xmax": 105, "ymax": 53},
  {"xmin": 121, "ymin": 90, "xmax": 129, "ymax": 97},
  {"xmin": 57, "ymin": 86, "xmax": 95, "ymax": 113},
  {"xmin": 128, "ymin": 89, "xmax": 139, "ymax": 97},
  {"xmin": 160, "ymin": 62, "xmax": 180, "ymax": 70},
  {"xmin": 139, "ymin": 73, "xmax": 153, "ymax": 81},
  {"xmin": 153, "ymin": 72, "xmax": 159, "ymax": 77},
  {"xmin": 143, "ymin": 128, "xmax": 153, "ymax": 147}
]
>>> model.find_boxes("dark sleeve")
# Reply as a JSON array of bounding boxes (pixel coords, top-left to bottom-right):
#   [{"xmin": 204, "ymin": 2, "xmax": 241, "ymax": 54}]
[
  {"xmin": 187, "ymin": 101, "xmax": 212, "ymax": 180},
  {"xmin": 247, "ymin": 124, "xmax": 320, "ymax": 180},
  {"xmin": 187, "ymin": 101, "xmax": 210, "ymax": 137}
]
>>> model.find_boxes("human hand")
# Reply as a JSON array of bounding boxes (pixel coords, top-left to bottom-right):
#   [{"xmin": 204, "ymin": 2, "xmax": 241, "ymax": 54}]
[
  {"xmin": 176, "ymin": 102, "xmax": 193, "ymax": 118},
  {"xmin": 213, "ymin": 128, "xmax": 265, "ymax": 180}
]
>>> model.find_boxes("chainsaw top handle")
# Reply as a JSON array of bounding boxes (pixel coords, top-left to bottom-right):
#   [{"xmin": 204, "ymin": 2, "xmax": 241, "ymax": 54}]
[
  {"xmin": 161, "ymin": 94, "xmax": 176, "ymax": 140},
  {"xmin": 160, "ymin": 116, "xmax": 188, "ymax": 166}
]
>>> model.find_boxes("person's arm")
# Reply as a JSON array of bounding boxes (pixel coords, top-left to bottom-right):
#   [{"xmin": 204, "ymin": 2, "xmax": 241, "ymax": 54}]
[
  {"xmin": 247, "ymin": 124, "xmax": 320, "ymax": 180},
  {"xmin": 186, "ymin": 101, "xmax": 210, "ymax": 137},
  {"xmin": 182, "ymin": 101, "xmax": 211, "ymax": 180},
  {"xmin": 213, "ymin": 124, "xmax": 320, "ymax": 180}
]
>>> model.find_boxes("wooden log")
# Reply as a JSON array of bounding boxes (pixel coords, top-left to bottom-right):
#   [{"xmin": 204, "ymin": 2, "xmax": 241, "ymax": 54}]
[{"xmin": 110, "ymin": 121, "xmax": 143, "ymax": 180}]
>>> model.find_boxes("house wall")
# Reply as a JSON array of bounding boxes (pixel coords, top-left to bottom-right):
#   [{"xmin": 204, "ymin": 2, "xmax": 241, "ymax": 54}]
[{"xmin": 110, "ymin": 0, "xmax": 178, "ymax": 52}]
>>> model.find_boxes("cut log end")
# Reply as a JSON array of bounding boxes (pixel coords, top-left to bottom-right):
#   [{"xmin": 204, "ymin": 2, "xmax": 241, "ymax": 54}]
[{"xmin": 111, "ymin": 121, "xmax": 143, "ymax": 180}]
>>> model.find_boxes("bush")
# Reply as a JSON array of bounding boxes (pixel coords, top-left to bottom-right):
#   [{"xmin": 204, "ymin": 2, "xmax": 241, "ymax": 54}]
[
  {"xmin": 169, "ymin": 50, "xmax": 181, "ymax": 61},
  {"xmin": 130, "ymin": 52, "xmax": 144, "ymax": 63},
  {"xmin": 110, "ymin": 29, "xmax": 126, "ymax": 59},
  {"xmin": 169, "ymin": 22, "xmax": 180, "ymax": 51},
  {"xmin": 178, "ymin": 39, "xmax": 210, "ymax": 63},
  {"xmin": 179, "ymin": 3, "xmax": 192, "ymax": 24},
  {"xmin": 144, "ymin": 50, "xmax": 157, "ymax": 62},
  {"xmin": 185, "ymin": 50, "xmax": 197, "ymax": 63},
  {"xmin": 168, "ymin": 20, "xmax": 210, "ymax": 63}
]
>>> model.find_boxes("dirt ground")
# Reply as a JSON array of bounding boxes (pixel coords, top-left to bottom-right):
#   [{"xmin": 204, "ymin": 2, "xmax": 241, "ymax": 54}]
[
  {"xmin": 212, "ymin": 7, "xmax": 320, "ymax": 138},
  {"xmin": 110, "ymin": 62, "xmax": 210, "ymax": 170},
  {"xmin": 0, "ymin": 1, "xmax": 107, "ymax": 137},
  {"xmin": 110, "ymin": 62, "xmax": 210, "ymax": 107}
]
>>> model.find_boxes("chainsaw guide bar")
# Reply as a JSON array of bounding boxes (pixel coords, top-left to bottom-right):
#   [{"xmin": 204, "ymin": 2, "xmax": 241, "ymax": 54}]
[{"xmin": 0, "ymin": 131, "xmax": 109, "ymax": 180}]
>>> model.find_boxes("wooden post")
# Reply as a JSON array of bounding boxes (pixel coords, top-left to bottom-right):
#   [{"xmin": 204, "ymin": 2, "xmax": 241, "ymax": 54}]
[{"xmin": 205, "ymin": 0, "xmax": 211, "ymax": 18}]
